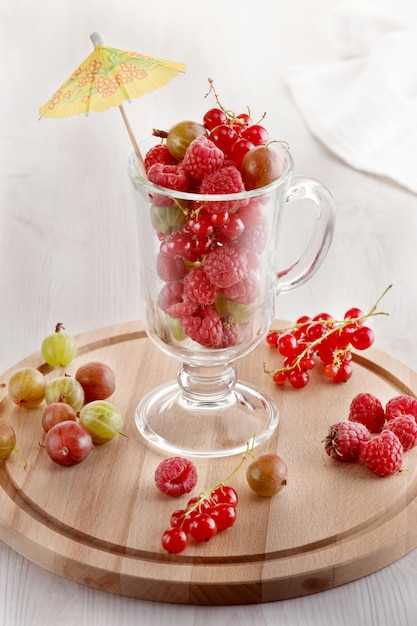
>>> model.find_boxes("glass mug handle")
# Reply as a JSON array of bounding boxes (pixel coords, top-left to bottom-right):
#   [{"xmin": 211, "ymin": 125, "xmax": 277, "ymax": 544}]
[{"xmin": 275, "ymin": 176, "xmax": 336, "ymax": 294}]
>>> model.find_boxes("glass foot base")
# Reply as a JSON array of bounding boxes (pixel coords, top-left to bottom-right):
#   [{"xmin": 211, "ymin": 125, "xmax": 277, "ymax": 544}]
[{"xmin": 135, "ymin": 380, "xmax": 279, "ymax": 458}]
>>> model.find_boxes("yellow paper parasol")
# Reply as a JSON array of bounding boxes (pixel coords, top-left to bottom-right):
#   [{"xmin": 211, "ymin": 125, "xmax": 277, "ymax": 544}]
[{"xmin": 39, "ymin": 32, "xmax": 186, "ymax": 171}]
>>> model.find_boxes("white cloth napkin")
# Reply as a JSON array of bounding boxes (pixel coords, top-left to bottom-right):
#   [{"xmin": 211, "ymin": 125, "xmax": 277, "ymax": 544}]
[{"xmin": 285, "ymin": 1, "xmax": 417, "ymax": 194}]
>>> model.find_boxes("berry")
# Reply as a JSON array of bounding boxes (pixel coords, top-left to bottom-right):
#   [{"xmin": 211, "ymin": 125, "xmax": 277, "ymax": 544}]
[
  {"xmin": 211, "ymin": 485, "xmax": 238, "ymax": 507},
  {"xmin": 183, "ymin": 266, "xmax": 218, "ymax": 305},
  {"xmin": 156, "ymin": 252, "xmax": 187, "ymax": 282},
  {"xmin": 209, "ymin": 124, "xmax": 238, "ymax": 155},
  {"xmin": 199, "ymin": 165, "xmax": 245, "ymax": 213},
  {"xmin": 351, "ymin": 326, "xmax": 375, "ymax": 350},
  {"xmin": 161, "ymin": 527, "xmax": 188, "ymax": 554},
  {"xmin": 385, "ymin": 395, "xmax": 417, "ymax": 422},
  {"xmin": 144, "ymin": 143, "xmax": 178, "ymax": 171},
  {"xmin": 203, "ymin": 244, "xmax": 248, "ymax": 288},
  {"xmin": 188, "ymin": 513, "xmax": 217, "ymax": 542},
  {"xmin": 384, "ymin": 415, "xmax": 417, "ymax": 452},
  {"xmin": 348, "ymin": 393, "xmax": 385, "ymax": 433},
  {"xmin": 182, "ymin": 136, "xmax": 224, "ymax": 180},
  {"xmin": 180, "ymin": 306, "xmax": 223, "ymax": 348},
  {"xmin": 324, "ymin": 420, "xmax": 371, "ymax": 462},
  {"xmin": 203, "ymin": 107, "xmax": 228, "ymax": 131},
  {"xmin": 210, "ymin": 503, "xmax": 237, "ymax": 531},
  {"xmin": 359, "ymin": 430, "xmax": 403, "ymax": 477},
  {"xmin": 157, "ymin": 281, "xmax": 197, "ymax": 318},
  {"xmin": 221, "ymin": 272, "xmax": 260, "ymax": 305},
  {"xmin": 147, "ymin": 163, "xmax": 190, "ymax": 192},
  {"xmin": 154, "ymin": 456, "xmax": 198, "ymax": 497}
]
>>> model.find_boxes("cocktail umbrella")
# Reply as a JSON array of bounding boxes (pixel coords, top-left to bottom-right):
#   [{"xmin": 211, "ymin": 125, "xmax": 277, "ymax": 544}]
[{"xmin": 39, "ymin": 32, "xmax": 186, "ymax": 172}]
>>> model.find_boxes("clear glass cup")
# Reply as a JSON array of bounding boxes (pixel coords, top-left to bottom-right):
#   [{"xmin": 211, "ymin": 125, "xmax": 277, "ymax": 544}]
[{"xmin": 128, "ymin": 140, "xmax": 335, "ymax": 458}]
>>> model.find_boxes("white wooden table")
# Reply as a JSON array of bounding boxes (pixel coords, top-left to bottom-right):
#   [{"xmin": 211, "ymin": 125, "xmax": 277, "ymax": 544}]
[{"xmin": 1, "ymin": 0, "xmax": 417, "ymax": 624}]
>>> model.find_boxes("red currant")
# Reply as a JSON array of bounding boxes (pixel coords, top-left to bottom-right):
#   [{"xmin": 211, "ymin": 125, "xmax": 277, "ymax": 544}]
[
  {"xmin": 229, "ymin": 138, "xmax": 255, "ymax": 166},
  {"xmin": 210, "ymin": 503, "xmax": 237, "ymax": 532},
  {"xmin": 344, "ymin": 307, "xmax": 364, "ymax": 326},
  {"xmin": 277, "ymin": 332, "xmax": 299, "ymax": 358},
  {"xmin": 332, "ymin": 361, "xmax": 353, "ymax": 383},
  {"xmin": 210, "ymin": 124, "xmax": 238, "ymax": 155},
  {"xmin": 219, "ymin": 215, "xmax": 245, "ymax": 240},
  {"xmin": 241, "ymin": 124, "xmax": 269, "ymax": 146},
  {"xmin": 211, "ymin": 485, "xmax": 238, "ymax": 507},
  {"xmin": 351, "ymin": 326, "xmax": 375, "ymax": 350},
  {"xmin": 189, "ymin": 514, "xmax": 217, "ymax": 542},
  {"xmin": 288, "ymin": 369, "xmax": 309, "ymax": 388},
  {"xmin": 266, "ymin": 331, "xmax": 279, "ymax": 348},
  {"xmin": 203, "ymin": 108, "xmax": 228, "ymax": 131},
  {"xmin": 273, "ymin": 370, "xmax": 287, "ymax": 385},
  {"xmin": 161, "ymin": 527, "xmax": 188, "ymax": 554}
]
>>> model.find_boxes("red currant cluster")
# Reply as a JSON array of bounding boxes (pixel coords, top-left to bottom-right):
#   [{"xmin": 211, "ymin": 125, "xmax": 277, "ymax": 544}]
[
  {"xmin": 265, "ymin": 287, "xmax": 391, "ymax": 389},
  {"xmin": 161, "ymin": 484, "xmax": 239, "ymax": 554}
]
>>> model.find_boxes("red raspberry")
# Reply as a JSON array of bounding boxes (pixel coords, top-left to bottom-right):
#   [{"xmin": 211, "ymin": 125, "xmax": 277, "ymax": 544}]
[
  {"xmin": 183, "ymin": 266, "xmax": 218, "ymax": 305},
  {"xmin": 144, "ymin": 143, "xmax": 178, "ymax": 172},
  {"xmin": 199, "ymin": 165, "xmax": 246, "ymax": 213},
  {"xmin": 147, "ymin": 163, "xmax": 190, "ymax": 192},
  {"xmin": 384, "ymin": 415, "xmax": 417, "ymax": 452},
  {"xmin": 359, "ymin": 430, "xmax": 403, "ymax": 477},
  {"xmin": 180, "ymin": 306, "xmax": 223, "ymax": 348},
  {"xmin": 220, "ymin": 321, "xmax": 239, "ymax": 348},
  {"xmin": 385, "ymin": 395, "xmax": 417, "ymax": 422},
  {"xmin": 203, "ymin": 244, "xmax": 248, "ymax": 288},
  {"xmin": 156, "ymin": 252, "xmax": 187, "ymax": 282},
  {"xmin": 221, "ymin": 271, "xmax": 260, "ymax": 304},
  {"xmin": 348, "ymin": 392, "xmax": 386, "ymax": 433},
  {"xmin": 324, "ymin": 420, "xmax": 371, "ymax": 462},
  {"xmin": 182, "ymin": 136, "xmax": 224, "ymax": 180},
  {"xmin": 157, "ymin": 281, "xmax": 197, "ymax": 318},
  {"xmin": 154, "ymin": 456, "xmax": 198, "ymax": 497}
]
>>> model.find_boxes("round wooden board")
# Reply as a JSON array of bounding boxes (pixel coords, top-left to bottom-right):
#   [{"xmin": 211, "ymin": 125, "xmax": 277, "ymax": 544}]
[{"xmin": 1, "ymin": 321, "xmax": 417, "ymax": 606}]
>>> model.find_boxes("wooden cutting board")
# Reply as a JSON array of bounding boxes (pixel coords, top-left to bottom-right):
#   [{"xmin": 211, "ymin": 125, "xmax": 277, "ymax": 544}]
[{"xmin": 1, "ymin": 320, "xmax": 417, "ymax": 605}]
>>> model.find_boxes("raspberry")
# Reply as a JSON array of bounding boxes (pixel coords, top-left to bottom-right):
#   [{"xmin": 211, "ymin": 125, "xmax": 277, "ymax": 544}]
[
  {"xmin": 182, "ymin": 136, "xmax": 224, "ymax": 180},
  {"xmin": 385, "ymin": 395, "xmax": 417, "ymax": 422},
  {"xmin": 183, "ymin": 266, "xmax": 218, "ymax": 305},
  {"xmin": 147, "ymin": 163, "xmax": 190, "ymax": 192},
  {"xmin": 180, "ymin": 306, "xmax": 223, "ymax": 348},
  {"xmin": 359, "ymin": 430, "xmax": 403, "ymax": 477},
  {"xmin": 154, "ymin": 457, "xmax": 198, "ymax": 497},
  {"xmin": 199, "ymin": 165, "xmax": 246, "ymax": 213},
  {"xmin": 156, "ymin": 252, "xmax": 187, "ymax": 282},
  {"xmin": 144, "ymin": 143, "xmax": 178, "ymax": 172},
  {"xmin": 221, "ymin": 271, "xmax": 260, "ymax": 304},
  {"xmin": 324, "ymin": 420, "xmax": 371, "ymax": 462},
  {"xmin": 384, "ymin": 415, "xmax": 417, "ymax": 452},
  {"xmin": 221, "ymin": 321, "xmax": 239, "ymax": 348},
  {"xmin": 157, "ymin": 281, "xmax": 197, "ymax": 318},
  {"xmin": 203, "ymin": 244, "xmax": 248, "ymax": 288},
  {"xmin": 348, "ymin": 392, "xmax": 386, "ymax": 433}
]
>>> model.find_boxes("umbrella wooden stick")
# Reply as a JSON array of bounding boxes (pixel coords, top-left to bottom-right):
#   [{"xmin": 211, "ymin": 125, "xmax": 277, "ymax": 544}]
[{"xmin": 119, "ymin": 103, "xmax": 146, "ymax": 175}]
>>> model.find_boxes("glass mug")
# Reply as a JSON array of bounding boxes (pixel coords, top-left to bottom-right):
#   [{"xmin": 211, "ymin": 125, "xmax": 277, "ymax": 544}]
[{"xmin": 128, "ymin": 140, "xmax": 335, "ymax": 458}]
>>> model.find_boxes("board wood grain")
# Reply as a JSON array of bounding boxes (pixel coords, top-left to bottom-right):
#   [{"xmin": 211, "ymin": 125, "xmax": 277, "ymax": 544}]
[{"xmin": 1, "ymin": 321, "xmax": 417, "ymax": 605}]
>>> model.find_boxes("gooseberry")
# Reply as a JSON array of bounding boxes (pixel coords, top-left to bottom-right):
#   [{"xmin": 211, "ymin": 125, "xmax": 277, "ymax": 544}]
[
  {"xmin": 41, "ymin": 323, "xmax": 77, "ymax": 367},
  {"xmin": 79, "ymin": 400, "xmax": 123, "ymax": 444},
  {"xmin": 75, "ymin": 361, "xmax": 116, "ymax": 403},
  {"xmin": 0, "ymin": 418, "xmax": 27, "ymax": 467},
  {"xmin": 241, "ymin": 144, "xmax": 285, "ymax": 190},
  {"xmin": 8, "ymin": 367, "xmax": 46, "ymax": 408},
  {"xmin": 45, "ymin": 420, "xmax": 93, "ymax": 466},
  {"xmin": 246, "ymin": 453, "xmax": 288, "ymax": 496},
  {"xmin": 45, "ymin": 375, "xmax": 85, "ymax": 411},
  {"xmin": 41, "ymin": 402, "xmax": 77, "ymax": 433}
]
